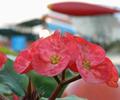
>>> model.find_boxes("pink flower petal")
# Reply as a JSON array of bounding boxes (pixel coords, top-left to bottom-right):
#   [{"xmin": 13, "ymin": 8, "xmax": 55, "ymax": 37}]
[
  {"xmin": 14, "ymin": 49, "xmax": 32, "ymax": 74},
  {"xmin": 63, "ymin": 33, "xmax": 80, "ymax": 72},
  {"xmin": 76, "ymin": 37, "xmax": 105, "ymax": 66},
  {"xmin": 105, "ymin": 58, "xmax": 119, "ymax": 88},
  {"xmin": 0, "ymin": 52, "xmax": 7, "ymax": 69},
  {"xmin": 32, "ymin": 30, "xmax": 70, "ymax": 76},
  {"xmin": 77, "ymin": 57, "xmax": 119, "ymax": 86},
  {"xmin": 76, "ymin": 55, "xmax": 105, "ymax": 84},
  {"xmin": 32, "ymin": 53, "xmax": 70, "ymax": 76}
]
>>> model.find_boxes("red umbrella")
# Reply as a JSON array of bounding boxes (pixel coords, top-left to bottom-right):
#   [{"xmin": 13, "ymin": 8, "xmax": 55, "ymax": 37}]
[{"xmin": 48, "ymin": 2, "xmax": 120, "ymax": 16}]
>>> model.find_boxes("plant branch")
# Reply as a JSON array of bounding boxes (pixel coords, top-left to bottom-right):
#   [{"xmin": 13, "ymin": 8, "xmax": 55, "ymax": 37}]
[
  {"xmin": 48, "ymin": 83, "xmax": 62, "ymax": 100},
  {"xmin": 62, "ymin": 74, "xmax": 81, "ymax": 85},
  {"xmin": 61, "ymin": 70, "xmax": 66, "ymax": 81},
  {"xmin": 54, "ymin": 76, "xmax": 61, "ymax": 84},
  {"xmin": 49, "ymin": 74, "xmax": 81, "ymax": 100}
]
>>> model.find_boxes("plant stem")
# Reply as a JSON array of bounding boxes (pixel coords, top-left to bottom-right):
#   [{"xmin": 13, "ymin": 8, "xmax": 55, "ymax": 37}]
[
  {"xmin": 63, "ymin": 74, "xmax": 81, "ymax": 85},
  {"xmin": 48, "ymin": 83, "xmax": 62, "ymax": 100},
  {"xmin": 61, "ymin": 70, "xmax": 66, "ymax": 81},
  {"xmin": 49, "ymin": 74, "xmax": 81, "ymax": 100},
  {"xmin": 54, "ymin": 76, "xmax": 61, "ymax": 84}
]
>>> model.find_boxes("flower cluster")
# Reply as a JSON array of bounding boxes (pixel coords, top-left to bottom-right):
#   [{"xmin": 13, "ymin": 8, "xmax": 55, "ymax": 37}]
[{"xmin": 14, "ymin": 30, "xmax": 118, "ymax": 88}]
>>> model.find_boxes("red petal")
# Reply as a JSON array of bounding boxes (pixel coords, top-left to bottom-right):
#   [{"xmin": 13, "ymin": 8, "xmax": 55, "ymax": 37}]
[
  {"xmin": 13, "ymin": 94, "xmax": 19, "ymax": 100},
  {"xmin": 86, "ymin": 43, "xmax": 105, "ymax": 65},
  {"xmin": 64, "ymin": 33, "xmax": 80, "ymax": 72},
  {"xmin": 76, "ymin": 56, "xmax": 105, "ymax": 84},
  {"xmin": 0, "ymin": 52, "xmax": 7, "ymax": 69},
  {"xmin": 14, "ymin": 49, "xmax": 32, "ymax": 74},
  {"xmin": 76, "ymin": 37, "xmax": 105, "ymax": 65},
  {"xmin": 32, "ymin": 31, "xmax": 70, "ymax": 76},
  {"xmin": 32, "ymin": 53, "xmax": 70, "ymax": 76},
  {"xmin": 77, "ymin": 57, "xmax": 119, "ymax": 86},
  {"xmin": 105, "ymin": 58, "xmax": 119, "ymax": 88},
  {"xmin": 30, "ymin": 39, "xmax": 41, "ymax": 52},
  {"xmin": 68, "ymin": 61, "xmax": 79, "ymax": 72}
]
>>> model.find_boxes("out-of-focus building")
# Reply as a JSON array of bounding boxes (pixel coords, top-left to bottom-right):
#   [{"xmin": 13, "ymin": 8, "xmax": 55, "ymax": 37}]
[{"xmin": 72, "ymin": 14, "xmax": 120, "ymax": 43}]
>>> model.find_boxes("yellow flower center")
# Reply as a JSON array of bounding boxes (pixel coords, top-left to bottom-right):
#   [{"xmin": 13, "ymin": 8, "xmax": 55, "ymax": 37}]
[
  {"xmin": 50, "ymin": 55, "xmax": 61, "ymax": 64},
  {"xmin": 83, "ymin": 59, "xmax": 91, "ymax": 70}
]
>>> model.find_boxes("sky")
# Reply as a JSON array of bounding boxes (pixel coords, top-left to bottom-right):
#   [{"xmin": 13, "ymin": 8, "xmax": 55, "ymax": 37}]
[{"xmin": 0, "ymin": 0, "xmax": 120, "ymax": 26}]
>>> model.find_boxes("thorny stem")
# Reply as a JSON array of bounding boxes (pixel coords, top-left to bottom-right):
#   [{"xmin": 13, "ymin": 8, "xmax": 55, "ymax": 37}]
[{"xmin": 49, "ymin": 74, "xmax": 81, "ymax": 100}]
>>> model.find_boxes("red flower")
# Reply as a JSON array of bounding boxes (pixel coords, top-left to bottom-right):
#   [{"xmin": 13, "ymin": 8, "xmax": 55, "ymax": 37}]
[
  {"xmin": 64, "ymin": 33, "xmax": 118, "ymax": 87},
  {"xmin": 14, "ymin": 49, "xmax": 32, "ymax": 74},
  {"xmin": 63, "ymin": 33, "xmax": 80, "ymax": 72},
  {"xmin": 32, "ymin": 30, "xmax": 70, "ymax": 76},
  {"xmin": 0, "ymin": 52, "xmax": 7, "ymax": 69},
  {"xmin": 63, "ymin": 33, "xmax": 105, "ymax": 73},
  {"xmin": 14, "ymin": 39, "xmax": 42, "ymax": 74},
  {"xmin": 76, "ymin": 57, "xmax": 118, "ymax": 87},
  {"xmin": 30, "ymin": 38, "xmax": 42, "ymax": 53},
  {"xmin": 75, "ymin": 36, "xmax": 105, "ymax": 66}
]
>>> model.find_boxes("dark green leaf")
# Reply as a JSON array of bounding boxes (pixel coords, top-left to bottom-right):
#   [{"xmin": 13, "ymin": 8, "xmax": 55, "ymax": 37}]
[
  {"xmin": 56, "ymin": 95, "xmax": 87, "ymax": 100},
  {"xmin": 0, "ymin": 59, "xmax": 28, "ymax": 96},
  {"xmin": 41, "ymin": 96, "xmax": 87, "ymax": 100},
  {"xmin": 0, "ymin": 84, "xmax": 12, "ymax": 94},
  {"xmin": 27, "ymin": 71, "xmax": 57, "ymax": 98}
]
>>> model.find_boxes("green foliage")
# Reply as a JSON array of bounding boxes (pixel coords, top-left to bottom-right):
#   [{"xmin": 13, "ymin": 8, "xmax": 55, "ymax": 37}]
[
  {"xmin": 0, "ymin": 84, "xmax": 12, "ymax": 94},
  {"xmin": 0, "ymin": 59, "xmax": 29, "ymax": 96},
  {"xmin": 41, "ymin": 95, "xmax": 87, "ymax": 100},
  {"xmin": 0, "ymin": 47, "xmax": 17, "ymax": 56},
  {"xmin": 28, "ymin": 71, "xmax": 57, "ymax": 97},
  {"xmin": 27, "ymin": 70, "xmax": 76, "ymax": 98},
  {"xmin": 56, "ymin": 96, "xmax": 87, "ymax": 100}
]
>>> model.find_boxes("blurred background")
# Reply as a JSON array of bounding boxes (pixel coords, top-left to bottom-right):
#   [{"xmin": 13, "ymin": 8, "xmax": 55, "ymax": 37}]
[{"xmin": 0, "ymin": 0, "xmax": 120, "ymax": 98}]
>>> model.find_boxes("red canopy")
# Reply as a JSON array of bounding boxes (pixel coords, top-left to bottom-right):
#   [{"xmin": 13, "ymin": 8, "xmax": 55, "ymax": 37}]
[{"xmin": 48, "ymin": 2, "xmax": 120, "ymax": 16}]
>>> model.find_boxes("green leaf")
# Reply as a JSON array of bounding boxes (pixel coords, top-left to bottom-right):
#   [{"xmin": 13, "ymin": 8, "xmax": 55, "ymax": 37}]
[
  {"xmin": 28, "ymin": 71, "xmax": 57, "ymax": 97},
  {"xmin": 0, "ymin": 59, "xmax": 29, "ymax": 96},
  {"xmin": 0, "ymin": 84, "xmax": 12, "ymax": 94},
  {"xmin": 27, "ymin": 70, "xmax": 74, "ymax": 98},
  {"xmin": 0, "ymin": 47, "xmax": 17, "ymax": 56},
  {"xmin": 56, "ymin": 95, "xmax": 87, "ymax": 100},
  {"xmin": 41, "ymin": 96, "xmax": 87, "ymax": 100}
]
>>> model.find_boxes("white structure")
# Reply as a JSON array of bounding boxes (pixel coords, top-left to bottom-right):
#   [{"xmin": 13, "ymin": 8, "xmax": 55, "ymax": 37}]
[{"xmin": 72, "ymin": 14, "xmax": 120, "ymax": 43}]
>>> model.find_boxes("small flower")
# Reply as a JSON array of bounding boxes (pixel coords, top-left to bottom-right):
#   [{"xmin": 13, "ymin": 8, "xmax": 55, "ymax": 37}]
[
  {"xmin": 76, "ymin": 57, "xmax": 118, "ymax": 87},
  {"xmin": 32, "ymin": 30, "xmax": 70, "ymax": 76},
  {"xmin": 0, "ymin": 52, "xmax": 7, "ymax": 70},
  {"xmin": 14, "ymin": 49, "xmax": 32, "ymax": 74},
  {"xmin": 75, "ymin": 36, "xmax": 105, "ymax": 66},
  {"xmin": 64, "ymin": 33, "xmax": 105, "ymax": 73}
]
